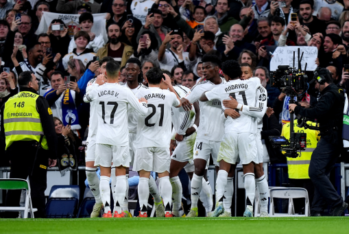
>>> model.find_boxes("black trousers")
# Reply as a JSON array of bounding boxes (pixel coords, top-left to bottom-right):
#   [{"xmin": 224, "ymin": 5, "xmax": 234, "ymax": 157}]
[
  {"xmin": 308, "ymin": 136, "xmax": 343, "ymax": 213},
  {"xmin": 4, "ymin": 141, "xmax": 48, "ymax": 218}
]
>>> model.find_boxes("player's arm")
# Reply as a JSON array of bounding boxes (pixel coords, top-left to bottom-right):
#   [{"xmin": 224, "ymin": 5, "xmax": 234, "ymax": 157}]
[
  {"xmin": 127, "ymin": 89, "xmax": 148, "ymax": 116},
  {"xmin": 163, "ymin": 73, "xmax": 181, "ymax": 108},
  {"xmin": 240, "ymin": 85, "xmax": 268, "ymax": 119},
  {"xmin": 185, "ymin": 101, "xmax": 200, "ymax": 137},
  {"xmin": 83, "ymin": 85, "xmax": 97, "ymax": 103},
  {"xmin": 199, "ymin": 91, "xmax": 209, "ymax": 102},
  {"xmin": 202, "ymin": 86, "xmax": 221, "ymax": 102}
]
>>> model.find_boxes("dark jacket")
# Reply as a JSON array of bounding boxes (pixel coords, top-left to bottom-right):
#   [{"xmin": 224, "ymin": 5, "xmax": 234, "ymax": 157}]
[
  {"xmin": 0, "ymin": 87, "xmax": 57, "ymax": 159},
  {"xmin": 219, "ymin": 40, "xmax": 256, "ymax": 61},
  {"xmin": 107, "ymin": 12, "xmax": 143, "ymax": 37},
  {"xmin": 299, "ymin": 16, "xmax": 326, "ymax": 36},
  {"xmin": 294, "ymin": 83, "xmax": 345, "ymax": 141},
  {"xmin": 49, "ymin": 33, "xmax": 71, "ymax": 58}
]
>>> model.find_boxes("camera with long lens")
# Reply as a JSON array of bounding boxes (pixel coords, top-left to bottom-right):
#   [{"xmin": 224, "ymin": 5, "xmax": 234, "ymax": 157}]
[{"xmin": 268, "ymin": 49, "xmax": 310, "ymax": 158}]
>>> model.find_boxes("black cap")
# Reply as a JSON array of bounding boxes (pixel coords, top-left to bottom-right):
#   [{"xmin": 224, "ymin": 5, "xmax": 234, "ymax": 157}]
[{"xmin": 170, "ymin": 29, "xmax": 183, "ymax": 38}]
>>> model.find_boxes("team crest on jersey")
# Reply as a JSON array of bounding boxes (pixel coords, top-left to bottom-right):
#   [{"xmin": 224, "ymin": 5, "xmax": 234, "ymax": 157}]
[
  {"xmin": 70, "ymin": 55, "xmax": 74, "ymax": 60},
  {"xmin": 259, "ymin": 94, "xmax": 267, "ymax": 101},
  {"xmin": 134, "ymin": 1, "xmax": 137, "ymax": 6},
  {"xmin": 61, "ymin": 154, "xmax": 69, "ymax": 167},
  {"xmin": 144, "ymin": 6, "xmax": 148, "ymax": 11}
]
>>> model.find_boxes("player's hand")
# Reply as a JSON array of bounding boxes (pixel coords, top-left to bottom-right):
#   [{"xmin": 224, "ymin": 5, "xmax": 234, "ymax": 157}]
[
  {"xmin": 181, "ymin": 98, "xmax": 192, "ymax": 111},
  {"xmin": 96, "ymin": 74, "xmax": 106, "ymax": 85},
  {"xmin": 289, "ymin": 103, "xmax": 297, "ymax": 112},
  {"xmin": 139, "ymin": 97, "xmax": 148, "ymax": 103},
  {"xmin": 162, "ymin": 73, "xmax": 172, "ymax": 88},
  {"xmin": 266, "ymin": 107, "xmax": 274, "ymax": 118},
  {"xmin": 175, "ymin": 134, "xmax": 184, "ymax": 142},
  {"xmin": 298, "ymin": 101, "xmax": 310, "ymax": 108},
  {"xmin": 223, "ymin": 96, "xmax": 238, "ymax": 109},
  {"xmin": 224, "ymin": 109, "xmax": 240, "ymax": 119},
  {"xmin": 185, "ymin": 126, "xmax": 196, "ymax": 137},
  {"xmin": 48, "ymin": 159, "xmax": 57, "ymax": 167}
]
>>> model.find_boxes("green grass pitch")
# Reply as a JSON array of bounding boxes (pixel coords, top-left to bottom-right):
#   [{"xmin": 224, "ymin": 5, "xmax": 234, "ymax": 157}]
[{"xmin": 0, "ymin": 217, "xmax": 349, "ymax": 234}]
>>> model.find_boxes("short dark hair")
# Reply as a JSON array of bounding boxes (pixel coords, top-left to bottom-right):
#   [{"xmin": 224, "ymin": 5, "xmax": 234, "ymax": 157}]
[
  {"xmin": 183, "ymin": 71, "xmax": 195, "ymax": 78},
  {"xmin": 38, "ymin": 33, "xmax": 50, "ymax": 41},
  {"xmin": 74, "ymin": 30, "xmax": 90, "ymax": 43},
  {"xmin": 146, "ymin": 67, "xmax": 163, "ymax": 84},
  {"xmin": 126, "ymin": 57, "xmax": 141, "ymax": 69},
  {"xmin": 222, "ymin": 60, "xmax": 241, "ymax": 79},
  {"xmin": 0, "ymin": 19, "xmax": 9, "ymax": 29},
  {"xmin": 240, "ymin": 63, "xmax": 252, "ymax": 69},
  {"xmin": 18, "ymin": 71, "xmax": 33, "ymax": 87},
  {"xmin": 299, "ymin": 0, "xmax": 313, "ymax": 9},
  {"xmin": 194, "ymin": 6, "xmax": 207, "ymax": 16},
  {"xmin": 50, "ymin": 71, "xmax": 64, "ymax": 80},
  {"xmin": 79, "ymin": 12, "xmax": 94, "ymax": 24},
  {"xmin": 35, "ymin": 1, "xmax": 50, "ymax": 11},
  {"xmin": 201, "ymin": 54, "xmax": 222, "ymax": 68},
  {"xmin": 106, "ymin": 60, "xmax": 120, "ymax": 77},
  {"xmin": 270, "ymin": 15, "xmax": 285, "ymax": 26},
  {"xmin": 100, "ymin": 56, "xmax": 115, "ymax": 66},
  {"xmin": 50, "ymin": 19, "xmax": 66, "ymax": 28}
]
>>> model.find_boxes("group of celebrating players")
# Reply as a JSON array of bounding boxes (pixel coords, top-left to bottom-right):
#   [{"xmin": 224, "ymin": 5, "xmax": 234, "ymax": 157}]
[{"xmin": 83, "ymin": 53, "xmax": 269, "ymax": 218}]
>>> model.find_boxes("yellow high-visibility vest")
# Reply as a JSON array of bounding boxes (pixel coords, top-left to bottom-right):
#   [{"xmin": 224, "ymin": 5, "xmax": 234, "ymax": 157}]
[
  {"xmin": 3, "ymin": 91, "xmax": 48, "ymax": 150},
  {"xmin": 281, "ymin": 120, "xmax": 319, "ymax": 179}
]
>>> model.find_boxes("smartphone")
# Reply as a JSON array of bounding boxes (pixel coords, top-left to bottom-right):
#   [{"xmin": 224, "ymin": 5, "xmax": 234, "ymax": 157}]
[
  {"xmin": 140, "ymin": 35, "xmax": 147, "ymax": 44},
  {"xmin": 279, "ymin": 1, "xmax": 286, "ymax": 7},
  {"xmin": 291, "ymin": 13, "xmax": 297, "ymax": 21},
  {"xmin": 46, "ymin": 47, "xmax": 52, "ymax": 54},
  {"xmin": 52, "ymin": 24, "xmax": 60, "ymax": 31},
  {"xmin": 344, "ymin": 64, "xmax": 349, "ymax": 73},
  {"xmin": 127, "ymin": 14, "xmax": 134, "ymax": 24},
  {"xmin": 196, "ymin": 25, "xmax": 204, "ymax": 31},
  {"xmin": 15, "ymin": 13, "xmax": 21, "ymax": 21},
  {"xmin": 148, "ymin": 8, "xmax": 153, "ymax": 16},
  {"xmin": 70, "ymin": 76, "xmax": 76, "ymax": 82},
  {"xmin": 93, "ymin": 56, "xmax": 99, "ymax": 62},
  {"xmin": 60, "ymin": 24, "xmax": 64, "ymax": 30},
  {"xmin": 65, "ymin": 76, "xmax": 70, "ymax": 85},
  {"xmin": 3, "ymin": 67, "xmax": 10, "ymax": 73}
]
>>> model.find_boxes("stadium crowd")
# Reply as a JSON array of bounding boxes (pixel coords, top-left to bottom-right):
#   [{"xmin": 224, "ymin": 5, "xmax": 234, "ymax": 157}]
[{"xmin": 0, "ymin": 0, "xmax": 349, "ymax": 218}]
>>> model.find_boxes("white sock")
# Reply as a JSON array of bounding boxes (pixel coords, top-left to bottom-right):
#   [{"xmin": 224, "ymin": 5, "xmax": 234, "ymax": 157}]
[
  {"xmin": 170, "ymin": 176, "xmax": 182, "ymax": 212},
  {"xmin": 86, "ymin": 167, "xmax": 102, "ymax": 204},
  {"xmin": 138, "ymin": 177, "xmax": 149, "ymax": 213},
  {"xmin": 223, "ymin": 177, "xmax": 234, "ymax": 214},
  {"xmin": 114, "ymin": 175, "xmax": 127, "ymax": 213},
  {"xmin": 215, "ymin": 170, "xmax": 228, "ymax": 203},
  {"xmin": 190, "ymin": 174, "xmax": 203, "ymax": 209},
  {"xmin": 100, "ymin": 176, "xmax": 111, "ymax": 213},
  {"xmin": 200, "ymin": 179, "xmax": 213, "ymax": 213},
  {"xmin": 111, "ymin": 173, "xmax": 116, "ymax": 205},
  {"xmin": 158, "ymin": 176, "xmax": 172, "ymax": 211},
  {"xmin": 124, "ymin": 174, "xmax": 129, "ymax": 211},
  {"xmin": 149, "ymin": 176, "xmax": 161, "ymax": 203},
  {"xmin": 244, "ymin": 173, "xmax": 255, "ymax": 209},
  {"xmin": 256, "ymin": 175, "xmax": 269, "ymax": 213}
]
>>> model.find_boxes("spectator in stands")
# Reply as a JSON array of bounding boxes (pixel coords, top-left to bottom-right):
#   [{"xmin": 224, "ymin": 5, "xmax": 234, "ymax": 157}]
[
  {"xmin": 255, "ymin": 18, "xmax": 272, "ymax": 49},
  {"xmin": 0, "ymin": 71, "xmax": 18, "ymax": 108},
  {"xmin": 253, "ymin": 0, "xmax": 271, "ymax": 19},
  {"xmin": 134, "ymin": 31, "xmax": 158, "ymax": 63},
  {"xmin": 137, "ymin": 9, "xmax": 170, "ymax": 50},
  {"xmin": 214, "ymin": 0, "xmax": 242, "ymax": 33},
  {"xmin": 279, "ymin": 20, "xmax": 310, "ymax": 46},
  {"xmin": 342, "ymin": 20, "xmax": 349, "ymax": 47},
  {"xmin": 5, "ymin": 10, "xmax": 15, "ymax": 25},
  {"xmin": 67, "ymin": 59, "xmax": 86, "ymax": 81},
  {"xmin": 0, "ymin": 0, "xmax": 13, "ymax": 20},
  {"xmin": 299, "ymin": 0, "xmax": 326, "ymax": 35},
  {"xmin": 327, "ymin": 65, "xmax": 340, "ymax": 86},
  {"xmin": 44, "ymin": 71, "xmax": 82, "ymax": 130},
  {"xmin": 255, "ymin": 66, "xmax": 280, "ymax": 107},
  {"xmin": 68, "ymin": 13, "xmax": 105, "ymax": 53},
  {"xmin": 96, "ymin": 23, "xmax": 133, "ymax": 68},
  {"xmin": 196, "ymin": 61, "xmax": 203, "ymax": 78},
  {"xmin": 151, "ymin": 0, "xmax": 179, "ymax": 29},
  {"xmin": 182, "ymin": 6, "xmax": 206, "ymax": 30},
  {"xmin": 238, "ymin": 49, "xmax": 257, "ymax": 70},
  {"xmin": 62, "ymin": 31, "xmax": 95, "ymax": 70},
  {"xmin": 314, "ymin": 0, "xmax": 343, "ymax": 20},
  {"xmin": 0, "ymin": 20, "xmax": 9, "ymax": 55},
  {"xmin": 317, "ymin": 7, "xmax": 332, "ymax": 21},
  {"xmin": 32, "ymin": 2, "xmax": 50, "ymax": 30},
  {"xmin": 268, "ymin": 0, "xmax": 297, "ymax": 25},
  {"xmin": 47, "ymin": 19, "xmax": 71, "ymax": 57},
  {"xmin": 189, "ymin": 30, "xmax": 215, "ymax": 66},
  {"xmin": 38, "ymin": 33, "xmax": 61, "ymax": 70},
  {"xmin": 339, "ymin": 10, "xmax": 349, "ymax": 28},
  {"xmin": 319, "ymin": 34, "xmax": 344, "ymax": 72},
  {"xmin": 260, "ymin": 16, "xmax": 295, "ymax": 46},
  {"xmin": 56, "ymin": 0, "xmax": 101, "ymax": 14},
  {"xmin": 326, "ymin": 21, "xmax": 341, "ymax": 35},
  {"xmin": 240, "ymin": 7, "xmax": 258, "ymax": 43},
  {"xmin": 107, "ymin": 0, "xmax": 142, "ymax": 34},
  {"xmin": 171, "ymin": 65, "xmax": 184, "ymax": 84},
  {"xmin": 122, "ymin": 23, "xmax": 137, "ymax": 48},
  {"xmin": 307, "ymin": 32, "xmax": 323, "ymax": 50},
  {"xmin": 221, "ymin": 24, "xmax": 256, "ymax": 61},
  {"xmin": 181, "ymin": 71, "xmax": 196, "ymax": 88}
]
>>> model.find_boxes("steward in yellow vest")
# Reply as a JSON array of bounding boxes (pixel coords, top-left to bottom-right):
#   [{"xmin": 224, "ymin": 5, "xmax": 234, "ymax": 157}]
[
  {"xmin": 281, "ymin": 120, "xmax": 320, "ymax": 179},
  {"xmin": 0, "ymin": 72, "xmax": 57, "ymax": 218}
]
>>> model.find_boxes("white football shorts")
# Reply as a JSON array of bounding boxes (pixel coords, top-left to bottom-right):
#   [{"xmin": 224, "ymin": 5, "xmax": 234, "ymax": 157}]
[
  {"xmin": 85, "ymin": 138, "xmax": 96, "ymax": 162},
  {"xmin": 255, "ymin": 131, "xmax": 264, "ymax": 164},
  {"xmin": 193, "ymin": 139, "xmax": 220, "ymax": 167},
  {"xmin": 134, "ymin": 147, "xmax": 171, "ymax": 173},
  {"xmin": 94, "ymin": 143, "xmax": 130, "ymax": 168}
]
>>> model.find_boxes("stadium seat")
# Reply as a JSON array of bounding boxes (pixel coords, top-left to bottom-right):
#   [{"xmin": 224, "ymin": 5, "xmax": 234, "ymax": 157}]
[
  {"xmin": 46, "ymin": 185, "xmax": 80, "ymax": 218},
  {"xmin": 77, "ymin": 188, "xmax": 96, "ymax": 218},
  {"xmin": 269, "ymin": 187, "xmax": 310, "ymax": 217},
  {"xmin": 0, "ymin": 178, "xmax": 37, "ymax": 218}
]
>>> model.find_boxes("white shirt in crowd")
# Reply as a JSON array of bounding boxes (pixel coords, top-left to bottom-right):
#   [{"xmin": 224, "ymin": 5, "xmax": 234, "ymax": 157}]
[
  {"xmin": 130, "ymin": 0, "xmax": 156, "ymax": 25},
  {"xmin": 159, "ymin": 49, "xmax": 196, "ymax": 72}
]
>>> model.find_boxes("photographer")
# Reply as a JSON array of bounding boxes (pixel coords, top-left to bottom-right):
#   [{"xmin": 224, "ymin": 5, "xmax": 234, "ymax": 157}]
[{"xmin": 289, "ymin": 68, "xmax": 348, "ymax": 216}]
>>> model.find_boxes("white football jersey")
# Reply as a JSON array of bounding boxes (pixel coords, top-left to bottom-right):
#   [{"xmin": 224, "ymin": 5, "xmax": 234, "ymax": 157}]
[
  {"xmin": 130, "ymin": 0, "xmax": 155, "ymax": 25},
  {"xmin": 206, "ymin": 77, "xmax": 267, "ymax": 134},
  {"xmin": 85, "ymin": 83, "xmax": 148, "ymax": 146},
  {"xmin": 186, "ymin": 78, "xmax": 226, "ymax": 142},
  {"xmin": 172, "ymin": 85, "xmax": 195, "ymax": 135},
  {"xmin": 135, "ymin": 87, "xmax": 180, "ymax": 148},
  {"xmin": 121, "ymin": 83, "xmax": 150, "ymax": 133},
  {"xmin": 84, "ymin": 78, "xmax": 98, "ymax": 141}
]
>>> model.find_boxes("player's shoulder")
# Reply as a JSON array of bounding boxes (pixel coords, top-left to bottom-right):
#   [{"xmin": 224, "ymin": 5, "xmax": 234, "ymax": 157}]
[
  {"xmin": 138, "ymin": 83, "xmax": 149, "ymax": 90},
  {"xmin": 191, "ymin": 80, "xmax": 210, "ymax": 91},
  {"xmin": 87, "ymin": 78, "xmax": 96, "ymax": 86}
]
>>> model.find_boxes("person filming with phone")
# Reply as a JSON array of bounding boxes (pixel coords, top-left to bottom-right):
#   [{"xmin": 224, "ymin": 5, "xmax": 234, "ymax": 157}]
[
  {"xmin": 43, "ymin": 71, "xmax": 82, "ymax": 131},
  {"xmin": 289, "ymin": 68, "xmax": 348, "ymax": 216}
]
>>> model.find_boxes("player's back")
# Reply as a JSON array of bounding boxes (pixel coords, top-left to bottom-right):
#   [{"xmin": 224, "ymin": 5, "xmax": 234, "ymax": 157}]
[
  {"xmin": 94, "ymin": 83, "xmax": 137, "ymax": 146},
  {"xmin": 213, "ymin": 77, "xmax": 262, "ymax": 133},
  {"xmin": 135, "ymin": 87, "xmax": 180, "ymax": 148}
]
